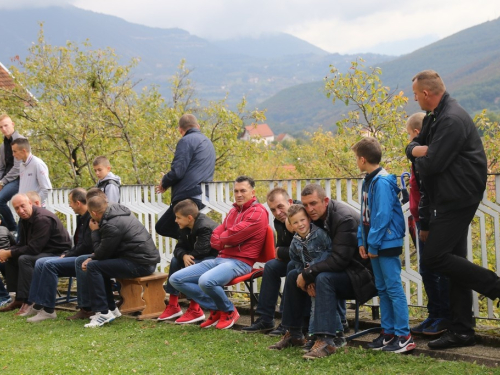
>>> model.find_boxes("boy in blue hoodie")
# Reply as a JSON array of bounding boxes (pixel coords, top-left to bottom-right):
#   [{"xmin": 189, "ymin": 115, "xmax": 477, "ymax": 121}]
[{"xmin": 353, "ymin": 137, "xmax": 415, "ymax": 353}]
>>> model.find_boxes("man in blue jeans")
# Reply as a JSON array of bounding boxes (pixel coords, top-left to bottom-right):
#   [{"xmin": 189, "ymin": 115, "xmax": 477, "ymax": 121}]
[
  {"xmin": 0, "ymin": 114, "xmax": 25, "ymax": 232},
  {"xmin": 21, "ymin": 188, "xmax": 94, "ymax": 322},
  {"xmin": 80, "ymin": 194, "xmax": 160, "ymax": 328}
]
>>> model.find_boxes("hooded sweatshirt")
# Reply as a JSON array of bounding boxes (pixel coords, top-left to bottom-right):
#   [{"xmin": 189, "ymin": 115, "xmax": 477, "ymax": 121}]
[{"xmin": 97, "ymin": 172, "xmax": 121, "ymax": 203}]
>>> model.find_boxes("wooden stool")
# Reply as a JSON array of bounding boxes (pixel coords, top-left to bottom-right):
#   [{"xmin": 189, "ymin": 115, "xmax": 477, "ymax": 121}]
[{"xmin": 117, "ymin": 272, "xmax": 168, "ymax": 320}]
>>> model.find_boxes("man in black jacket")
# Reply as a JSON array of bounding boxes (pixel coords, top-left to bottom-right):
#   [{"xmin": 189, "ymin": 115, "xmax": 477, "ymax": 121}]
[
  {"xmin": 155, "ymin": 114, "xmax": 216, "ymax": 240},
  {"xmin": 242, "ymin": 188, "xmax": 296, "ymax": 334},
  {"xmin": 22, "ymin": 188, "xmax": 93, "ymax": 322},
  {"xmin": 0, "ymin": 193, "xmax": 72, "ymax": 314},
  {"xmin": 81, "ymin": 195, "xmax": 160, "ymax": 327},
  {"xmin": 406, "ymin": 70, "xmax": 500, "ymax": 349},
  {"xmin": 270, "ymin": 184, "xmax": 376, "ymax": 360}
]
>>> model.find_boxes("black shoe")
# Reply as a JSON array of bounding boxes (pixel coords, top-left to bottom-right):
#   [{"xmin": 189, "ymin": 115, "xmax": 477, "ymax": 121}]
[
  {"xmin": 427, "ymin": 331, "xmax": 475, "ymax": 350},
  {"xmin": 367, "ymin": 332, "xmax": 395, "ymax": 350},
  {"xmin": 241, "ymin": 317, "xmax": 274, "ymax": 333},
  {"xmin": 268, "ymin": 323, "xmax": 287, "ymax": 337},
  {"xmin": 341, "ymin": 319, "xmax": 350, "ymax": 333}
]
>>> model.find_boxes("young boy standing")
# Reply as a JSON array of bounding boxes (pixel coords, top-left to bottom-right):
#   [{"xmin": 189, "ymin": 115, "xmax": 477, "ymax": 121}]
[
  {"xmin": 93, "ymin": 156, "xmax": 121, "ymax": 203},
  {"xmin": 158, "ymin": 199, "xmax": 218, "ymax": 322},
  {"xmin": 353, "ymin": 137, "xmax": 415, "ymax": 353}
]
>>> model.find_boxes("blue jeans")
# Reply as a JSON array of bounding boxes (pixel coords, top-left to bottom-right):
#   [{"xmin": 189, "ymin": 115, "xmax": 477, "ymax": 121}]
[
  {"xmin": 86, "ymin": 258, "xmax": 155, "ymax": 313},
  {"xmin": 28, "ymin": 256, "xmax": 77, "ymax": 308},
  {"xmin": 75, "ymin": 254, "xmax": 93, "ymax": 309},
  {"xmin": 164, "ymin": 256, "xmax": 215, "ymax": 295},
  {"xmin": 417, "ymin": 222, "xmax": 451, "ymax": 320},
  {"xmin": 0, "ymin": 178, "xmax": 19, "ymax": 231},
  {"xmin": 169, "ymin": 257, "xmax": 251, "ymax": 312},
  {"xmin": 371, "ymin": 255, "xmax": 410, "ymax": 336}
]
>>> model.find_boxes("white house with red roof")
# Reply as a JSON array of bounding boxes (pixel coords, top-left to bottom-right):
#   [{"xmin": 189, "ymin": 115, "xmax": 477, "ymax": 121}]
[{"xmin": 240, "ymin": 123, "xmax": 275, "ymax": 145}]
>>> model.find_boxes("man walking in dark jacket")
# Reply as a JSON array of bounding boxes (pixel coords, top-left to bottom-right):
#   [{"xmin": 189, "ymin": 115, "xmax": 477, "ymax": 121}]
[
  {"xmin": 155, "ymin": 114, "xmax": 216, "ymax": 240},
  {"xmin": 81, "ymin": 195, "xmax": 160, "ymax": 327},
  {"xmin": 406, "ymin": 70, "xmax": 500, "ymax": 349}
]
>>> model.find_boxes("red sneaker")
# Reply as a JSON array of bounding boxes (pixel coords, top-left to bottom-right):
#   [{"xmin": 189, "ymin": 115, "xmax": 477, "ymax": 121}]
[
  {"xmin": 174, "ymin": 307, "xmax": 205, "ymax": 324},
  {"xmin": 158, "ymin": 304, "xmax": 183, "ymax": 321},
  {"xmin": 216, "ymin": 308, "xmax": 240, "ymax": 330},
  {"xmin": 200, "ymin": 310, "xmax": 221, "ymax": 328}
]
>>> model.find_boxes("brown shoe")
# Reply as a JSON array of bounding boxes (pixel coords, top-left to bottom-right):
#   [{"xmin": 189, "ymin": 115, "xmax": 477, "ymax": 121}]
[
  {"xmin": 268, "ymin": 331, "xmax": 306, "ymax": 350},
  {"xmin": 0, "ymin": 300, "xmax": 23, "ymax": 312},
  {"xmin": 66, "ymin": 309, "xmax": 94, "ymax": 320},
  {"xmin": 302, "ymin": 340, "xmax": 336, "ymax": 360},
  {"xmin": 14, "ymin": 303, "xmax": 31, "ymax": 316}
]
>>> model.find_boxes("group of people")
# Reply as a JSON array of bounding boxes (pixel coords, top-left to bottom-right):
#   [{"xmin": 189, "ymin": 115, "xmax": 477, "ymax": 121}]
[{"xmin": 0, "ymin": 70, "xmax": 499, "ymax": 360}]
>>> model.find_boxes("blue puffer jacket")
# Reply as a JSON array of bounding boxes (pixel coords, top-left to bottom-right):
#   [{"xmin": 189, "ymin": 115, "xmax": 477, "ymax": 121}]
[
  {"xmin": 161, "ymin": 128, "xmax": 216, "ymax": 202},
  {"xmin": 289, "ymin": 223, "xmax": 332, "ymax": 271},
  {"xmin": 357, "ymin": 169, "xmax": 405, "ymax": 256}
]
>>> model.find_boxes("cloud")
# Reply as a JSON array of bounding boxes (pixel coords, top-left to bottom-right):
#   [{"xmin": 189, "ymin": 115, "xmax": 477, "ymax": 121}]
[{"xmin": 0, "ymin": 0, "xmax": 76, "ymax": 8}]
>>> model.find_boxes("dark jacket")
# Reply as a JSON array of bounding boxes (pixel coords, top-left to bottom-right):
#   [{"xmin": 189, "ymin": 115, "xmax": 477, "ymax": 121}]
[
  {"xmin": 90, "ymin": 204, "xmax": 160, "ymax": 266},
  {"xmin": 303, "ymin": 199, "xmax": 377, "ymax": 305},
  {"xmin": 161, "ymin": 128, "xmax": 216, "ymax": 202},
  {"xmin": 10, "ymin": 206, "xmax": 72, "ymax": 257},
  {"xmin": 0, "ymin": 226, "xmax": 15, "ymax": 249},
  {"xmin": 64, "ymin": 212, "xmax": 93, "ymax": 258},
  {"xmin": 274, "ymin": 217, "xmax": 295, "ymax": 262},
  {"xmin": 173, "ymin": 213, "xmax": 218, "ymax": 262},
  {"xmin": 406, "ymin": 92, "xmax": 487, "ymax": 213}
]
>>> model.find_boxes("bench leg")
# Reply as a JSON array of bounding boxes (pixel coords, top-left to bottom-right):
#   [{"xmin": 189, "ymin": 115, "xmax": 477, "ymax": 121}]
[
  {"xmin": 117, "ymin": 279, "xmax": 146, "ymax": 314},
  {"xmin": 137, "ymin": 278, "xmax": 168, "ymax": 320}
]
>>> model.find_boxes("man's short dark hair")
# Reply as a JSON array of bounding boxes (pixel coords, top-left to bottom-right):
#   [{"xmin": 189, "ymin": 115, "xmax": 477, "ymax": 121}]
[
  {"xmin": 287, "ymin": 204, "xmax": 308, "ymax": 221},
  {"xmin": 87, "ymin": 187, "xmax": 107, "ymax": 201},
  {"xmin": 88, "ymin": 195, "xmax": 108, "ymax": 213},
  {"xmin": 352, "ymin": 137, "xmax": 382, "ymax": 165},
  {"xmin": 173, "ymin": 199, "xmax": 199, "ymax": 218},
  {"xmin": 235, "ymin": 175, "xmax": 255, "ymax": 188},
  {"xmin": 12, "ymin": 138, "xmax": 30, "ymax": 152},
  {"xmin": 178, "ymin": 114, "xmax": 199, "ymax": 131},
  {"xmin": 93, "ymin": 156, "xmax": 111, "ymax": 167},
  {"xmin": 301, "ymin": 184, "xmax": 326, "ymax": 200},
  {"xmin": 267, "ymin": 187, "xmax": 289, "ymax": 203},
  {"xmin": 70, "ymin": 188, "xmax": 87, "ymax": 204}
]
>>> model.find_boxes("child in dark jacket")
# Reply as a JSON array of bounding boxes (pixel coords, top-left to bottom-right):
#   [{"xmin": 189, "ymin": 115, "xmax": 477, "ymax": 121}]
[
  {"xmin": 0, "ymin": 219, "xmax": 17, "ymax": 306},
  {"xmin": 406, "ymin": 113, "xmax": 450, "ymax": 335},
  {"xmin": 354, "ymin": 137, "xmax": 415, "ymax": 354},
  {"xmin": 158, "ymin": 199, "xmax": 218, "ymax": 321}
]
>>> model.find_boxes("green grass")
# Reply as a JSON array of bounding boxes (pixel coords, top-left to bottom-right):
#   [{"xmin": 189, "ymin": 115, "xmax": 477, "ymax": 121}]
[{"xmin": 1, "ymin": 311, "xmax": 499, "ymax": 375}]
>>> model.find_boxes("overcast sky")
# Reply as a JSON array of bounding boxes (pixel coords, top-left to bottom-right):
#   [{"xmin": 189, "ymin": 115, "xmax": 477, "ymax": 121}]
[{"xmin": 2, "ymin": 0, "xmax": 500, "ymax": 55}]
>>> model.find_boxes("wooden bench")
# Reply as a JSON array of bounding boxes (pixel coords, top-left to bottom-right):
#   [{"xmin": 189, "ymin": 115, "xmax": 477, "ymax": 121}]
[{"xmin": 117, "ymin": 272, "xmax": 168, "ymax": 320}]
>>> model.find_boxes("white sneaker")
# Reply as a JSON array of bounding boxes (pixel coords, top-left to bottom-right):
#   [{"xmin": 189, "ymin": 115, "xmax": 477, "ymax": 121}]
[
  {"xmin": 19, "ymin": 305, "xmax": 40, "ymax": 317},
  {"xmin": 84, "ymin": 311, "xmax": 115, "ymax": 328},
  {"xmin": 27, "ymin": 310, "xmax": 57, "ymax": 322},
  {"xmin": 110, "ymin": 307, "xmax": 122, "ymax": 318}
]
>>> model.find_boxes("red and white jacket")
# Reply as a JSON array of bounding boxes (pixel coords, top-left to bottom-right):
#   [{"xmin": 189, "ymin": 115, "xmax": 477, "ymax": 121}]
[{"xmin": 210, "ymin": 197, "xmax": 269, "ymax": 266}]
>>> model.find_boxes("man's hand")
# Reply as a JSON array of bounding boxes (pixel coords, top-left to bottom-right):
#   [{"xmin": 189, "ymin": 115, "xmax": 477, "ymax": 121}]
[
  {"xmin": 419, "ymin": 230, "xmax": 429, "ymax": 242},
  {"xmin": 89, "ymin": 219, "xmax": 99, "ymax": 231},
  {"xmin": 60, "ymin": 254, "xmax": 66, "ymax": 258},
  {"xmin": 0, "ymin": 249, "xmax": 10, "ymax": 263},
  {"xmin": 307, "ymin": 283, "xmax": 316, "ymax": 297},
  {"xmin": 81, "ymin": 258, "xmax": 92, "ymax": 271},
  {"xmin": 297, "ymin": 273, "xmax": 307, "ymax": 291},
  {"xmin": 412, "ymin": 146, "xmax": 428, "ymax": 157},
  {"xmin": 183, "ymin": 254, "xmax": 195, "ymax": 267},
  {"xmin": 155, "ymin": 173, "xmax": 166, "ymax": 194}
]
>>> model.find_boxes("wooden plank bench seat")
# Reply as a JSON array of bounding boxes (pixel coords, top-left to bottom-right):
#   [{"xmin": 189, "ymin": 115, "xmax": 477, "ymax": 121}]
[{"xmin": 117, "ymin": 272, "xmax": 168, "ymax": 320}]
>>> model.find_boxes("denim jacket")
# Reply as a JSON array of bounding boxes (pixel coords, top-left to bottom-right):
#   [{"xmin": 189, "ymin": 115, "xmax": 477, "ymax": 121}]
[{"xmin": 289, "ymin": 223, "xmax": 332, "ymax": 271}]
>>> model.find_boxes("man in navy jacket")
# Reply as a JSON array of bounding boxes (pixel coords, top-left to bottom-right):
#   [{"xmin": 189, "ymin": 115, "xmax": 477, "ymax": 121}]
[{"xmin": 155, "ymin": 114, "xmax": 216, "ymax": 240}]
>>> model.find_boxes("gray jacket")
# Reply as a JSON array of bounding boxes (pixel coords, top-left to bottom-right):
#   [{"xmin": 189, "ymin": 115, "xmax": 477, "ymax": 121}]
[{"xmin": 0, "ymin": 131, "xmax": 25, "ymax": 185}]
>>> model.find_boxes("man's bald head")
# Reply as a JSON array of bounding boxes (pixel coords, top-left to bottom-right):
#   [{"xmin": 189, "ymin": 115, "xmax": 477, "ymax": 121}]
[
  {"xmin": 178, "ymin": 114, "xmax": 199, "ymax": 131},
  {"xmin": 12, "ymin": 193, "xmax": 33, "ymax": 220}
]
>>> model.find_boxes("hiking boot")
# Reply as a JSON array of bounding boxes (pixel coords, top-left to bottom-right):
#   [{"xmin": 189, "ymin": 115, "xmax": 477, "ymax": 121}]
[
  {"xmin": 302, "ymin": 339, "xmax": 336, "ymax": 360},
  {"xmin": 66, "ymin": 309, "xmax": 94, "ymax": 320},
  {"xmin": 302, "ymin": 335, "xmax": 317, "ymax": 352},
  {"xmin": 84, "ymin": 311, "xmax": 115, "ymax": 328},
  {"xmin": 410, "ymin": 317, "xmax": 434, "ymax": 335},
  {"xmin": 367, "ymin": 332, "xmax": 395, "ymax": 350},
  {"xmin": 268, "ymin": 331, "xmax": 306, "ymax": 350},
  {"xmin": 158, "ymin": 304, "xmax": 183, "ymax": 321},
  {"xmin": 199, "ymin": 310, "xmax": 221, "ymax": 328},
  {"xmin": 241, "ymin": 317, "xmax": 274, "ymax": 333},
  {"xmin": 216, "ymin": 308, "xmax": 240, "ymax": 330},
  {"xmin": 427, "ymin": 331, "xmax": 475, "ymax": 350},
  {"xmin": 382, "ymin": 335, "xmax": 416, "ymax": 353},
  {"xmin": 334, "ymin": 332, "xmax": 347, "ymax": 348},
  {"xmin": 175, "ymin": 307, "xmax": 206, "ymax": 325},
  {"xmin": 268, "ymin": 323, "xmax": 287, "ymax": 337},
  {"xmin": 27, "ymin": 310, "xmax": 57, "ymax": 323},
  {"xmin": 422, "ymin": 318, "xmax": 450, "ymax": 336}
]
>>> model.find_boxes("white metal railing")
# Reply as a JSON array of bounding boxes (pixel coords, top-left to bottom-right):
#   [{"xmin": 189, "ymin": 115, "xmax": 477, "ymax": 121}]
[{"xmin": 44, "ymin": 176, "xmax": 500, "ymax": 321}]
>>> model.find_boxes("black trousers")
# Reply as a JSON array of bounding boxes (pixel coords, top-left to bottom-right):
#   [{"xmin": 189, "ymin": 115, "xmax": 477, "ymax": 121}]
[
  {"xmin": 422, "ymin": 202, "xmax": 500, "ymax": 334},
  {"xmin": 155, "ymin": 198, "xmax": 203, "ymax": 240}
]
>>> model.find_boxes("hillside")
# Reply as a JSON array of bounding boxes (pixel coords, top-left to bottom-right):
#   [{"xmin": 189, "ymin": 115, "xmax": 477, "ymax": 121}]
[
  {"xmin": 261, "ymin": 17, "xmax": 500, "ymax": 135},
  {"xmin": 0, "ymin": 6, "xmax": 394, "ymax": 107}
]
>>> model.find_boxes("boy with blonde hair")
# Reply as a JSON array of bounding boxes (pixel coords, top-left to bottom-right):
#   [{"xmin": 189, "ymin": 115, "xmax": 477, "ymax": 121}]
[{"xmin": 93, "ymin": 156, "xmax": 121, "ymax": 203}]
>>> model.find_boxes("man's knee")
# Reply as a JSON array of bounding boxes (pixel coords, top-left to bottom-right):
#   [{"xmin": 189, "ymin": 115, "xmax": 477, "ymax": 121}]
[
  {"xmin": 263, "ymin": 259, "xmax": 286, "ymax": 277},
  {"xmin": 198, "ymin": 274, "xmax": 221, "ymax": 292},
  {"xmin": 18, "ymin": 255, "xmax": 36, "ymax": 268}
]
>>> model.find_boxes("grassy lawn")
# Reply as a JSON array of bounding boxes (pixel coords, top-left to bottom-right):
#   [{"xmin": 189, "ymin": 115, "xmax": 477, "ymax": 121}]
[{"xmin": 1, "ymin": 310, "xmax": 499, "ymax": 375}]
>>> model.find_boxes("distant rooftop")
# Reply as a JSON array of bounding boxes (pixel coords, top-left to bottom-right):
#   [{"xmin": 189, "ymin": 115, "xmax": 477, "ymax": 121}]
[{"xmin": 244, "ymin": 123, "xmax": 274, "ymax": 138}]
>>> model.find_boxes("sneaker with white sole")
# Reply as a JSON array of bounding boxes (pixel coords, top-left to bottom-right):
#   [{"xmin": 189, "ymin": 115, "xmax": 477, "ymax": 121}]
[
  {"xmin": 382, "ymin": 335, "xmax": 416, "ymax": 353},
  {"xmin": 110, "ymin": 307, "xmax": 122, "ymax": 318},
  {"xmin": 84, "ymin": 311, "xmax": 115, "ymax": 328},
  {"xmin": 175, "ymin": 307, "xmax": 205, "ymax": 324},
  {"xmin": 367, "ymin": 332, "xmax": 395, "ymax": 350},
  {"xmin": 27, "ymin": 310, "xmax": 57, "ymax": 323},
  {"xmin": 158, "ymin": 304, "xmax": 183, "ymax": 321}
]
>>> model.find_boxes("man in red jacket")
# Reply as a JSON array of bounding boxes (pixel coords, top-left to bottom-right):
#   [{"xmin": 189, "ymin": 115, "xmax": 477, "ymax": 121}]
[{"xmin": 170, "ymin": 175, "xmax": 268, "ymax": 330}]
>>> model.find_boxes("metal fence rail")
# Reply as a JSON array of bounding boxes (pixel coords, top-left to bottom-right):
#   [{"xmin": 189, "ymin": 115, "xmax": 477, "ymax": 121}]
[{"xmin": 44, "ymin": 176, "xmax": 500, "ymax": 321}]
